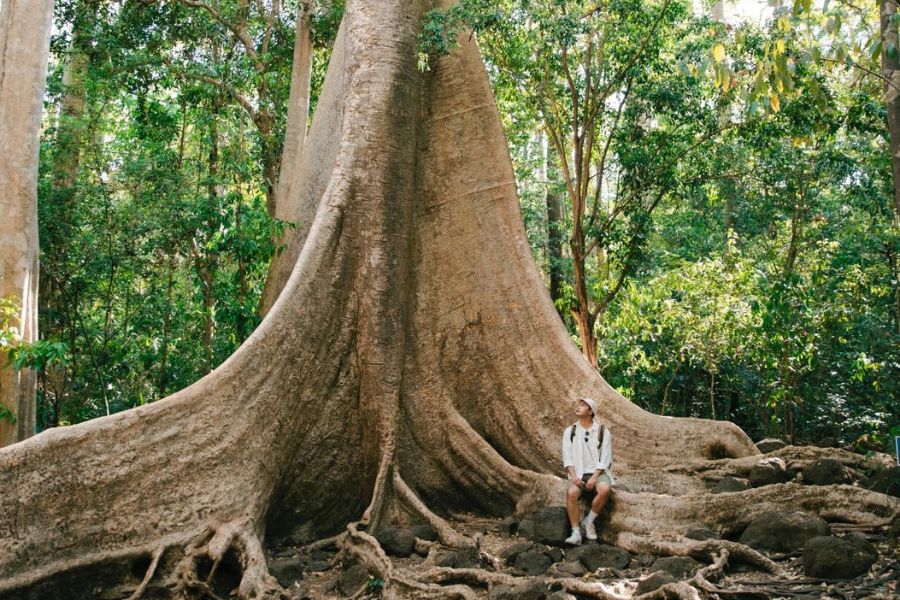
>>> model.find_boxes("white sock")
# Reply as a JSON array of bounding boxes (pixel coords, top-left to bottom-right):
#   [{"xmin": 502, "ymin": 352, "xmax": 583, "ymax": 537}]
[
  {"xmin": 571, "ymin": 526, "xmax": 580, "ymax": 534},
  {"xmin": 584, "ymin": 510, "xmax": 599, "ymax": 525}
]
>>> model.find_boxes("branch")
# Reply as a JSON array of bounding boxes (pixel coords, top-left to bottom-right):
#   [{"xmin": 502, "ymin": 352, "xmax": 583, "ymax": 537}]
[
  {"xmin": 178, "ymin": 0, "xmax": 262, "ymax": 67},
  {"xmin": 598, "ymin": 0, "xmax": 674, "ymax": 101},
  {"xmin": 163, "ymin": 61, "xmax": 260, "ymax": 125}
]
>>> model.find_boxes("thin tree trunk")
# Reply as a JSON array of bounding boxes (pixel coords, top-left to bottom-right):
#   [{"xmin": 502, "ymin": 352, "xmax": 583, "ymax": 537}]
[
  {"xmin": 545, "ymin": 145, "xmax": 565, "ymax": 308},
  {"xmin": 158, "ymin": 256, "xmax": 175, "ymax": 395},
  {"xmin": 881, "ymin": 0, "xmax": 900, "ymax": 220},
  {"xmin": 0, "ymin": 0, "xmax": 54, "ymax": 446}
]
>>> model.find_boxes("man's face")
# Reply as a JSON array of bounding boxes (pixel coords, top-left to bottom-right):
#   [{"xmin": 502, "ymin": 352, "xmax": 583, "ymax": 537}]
[{"xmin": 575, "ymin": 399, "xmax": 592, "ymax": 418}]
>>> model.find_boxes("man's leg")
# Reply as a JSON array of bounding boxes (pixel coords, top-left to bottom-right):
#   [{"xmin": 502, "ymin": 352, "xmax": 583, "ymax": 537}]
[
  {"xmin": 582, "ymin": 482, "xmax": 611, "ymax": 541},
  {"xmin": 590, "ymin": 482, "xmax": 611, "ymax": 514},
  {"xmin": 566, "ymin": 484, "xmax": 582, "ymax": 527},
  {"xmin": 565, "ymin": 484, "xmax": 583, "ymax": 545}
]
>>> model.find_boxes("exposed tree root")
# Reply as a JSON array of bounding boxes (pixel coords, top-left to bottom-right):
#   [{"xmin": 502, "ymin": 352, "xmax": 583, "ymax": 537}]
[
  {"xmin": 343, "ymin": 524, "xmax": 477, "ymax": 600},
  {"xmin": 616, "ymin": 533, "xmax": 779, "ymax": 573},
  {"xmin": 127, "ymin": 543, "xmax": 170, "ymax": 600},
  {"xmin": 393, "ymin": 471, "xmax": 472, "ymax": 548},
  {"xmin": 414, "ymin": 566, "xmax": 628, "ymax": 599},
  {"xmin": 174, "ymin": 519, "xmax": 287, "ymax": 600}
]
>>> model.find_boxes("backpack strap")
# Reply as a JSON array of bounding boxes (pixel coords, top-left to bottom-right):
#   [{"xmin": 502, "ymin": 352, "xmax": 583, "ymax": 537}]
[
  {"xmin": 597, "ymin": 424, "xmax": 605, "ymax": 451},
  {"xmin": 569, "ymin": 423, "xmax": 577, "ymax": 443}
]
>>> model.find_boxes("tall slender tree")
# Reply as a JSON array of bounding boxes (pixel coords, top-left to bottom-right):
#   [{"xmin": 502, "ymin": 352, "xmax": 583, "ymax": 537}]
[{"xmin": 0, "ymin": 0, "xmax": 54, "ymax": 446}]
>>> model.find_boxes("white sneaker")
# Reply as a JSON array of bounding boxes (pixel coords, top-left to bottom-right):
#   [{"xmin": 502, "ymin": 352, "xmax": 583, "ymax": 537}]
[
  {"xmin": 564, "ymin": 529, "xmax": 582, "ymax": 545},
  {"xmin": 582, "ymin": 520, "xmax": 597, "ymax": 541}
]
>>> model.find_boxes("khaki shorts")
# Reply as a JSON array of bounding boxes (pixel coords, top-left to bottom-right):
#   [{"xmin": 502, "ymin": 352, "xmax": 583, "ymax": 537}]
[{"xmin": 575, "ymin": 472, "xmax": 612, "ymax": 497}]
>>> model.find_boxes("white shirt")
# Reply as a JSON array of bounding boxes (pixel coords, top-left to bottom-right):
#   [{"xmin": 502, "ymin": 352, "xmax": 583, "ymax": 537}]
[{"xmin": 562, "ymin": 420, "xmax": 613, "ymax": 481}]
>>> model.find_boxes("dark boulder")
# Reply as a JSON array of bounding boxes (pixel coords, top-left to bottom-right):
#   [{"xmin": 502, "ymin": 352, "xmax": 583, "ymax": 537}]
[
  {"xmin": 803, "ymin": 535, "xmax": 877, "ymax": 579},
  {"xmin": 802, "ymin": 458, "xmax": 852, "ymax": 486},
  {"xmin": 549, "ymin": 560, "xmax": 586, "ymax": 578},
  {"xmin": 268, "ymin": 556, "xmax": 306, "ymax": 587},
  {"xmin": 337, "ymin": 564, "xmax": 370, "ymax": 597},
  {"xmin": 531, "ymin": 506, "xmax": 570, "ymax": 546},
  {"xmin": 650, "ymin": 556, "xmax": 701, "ymax": 579},
  {"xmin": 756, "ymin": 439, "xmax": 787, "ymax": 453},
  {"xmin": 685, "ymin": 527, "xmax": 720, "ymax": 541},
  {"xmin": 514, "ymin": 551, "xmax": 553, "ymax": 576},
  {"xmin": 739, "ymin": 511, "xmax": 830, "ymax": 552},
  {"xmin": 499, "ymin": 541, "xmax": 535, "ymax": 564},
  {"xmin": 496, "ymin": 516, "xmax": 518, "ymax": 536},
  {"xmin": 713, "ymin": 476, "xmax": 750, "ymax": 493},
  {"xmin": 375, "ymin": 527, "xmax": 416, "ymax": 558},
  {"xmin": 434, "ymin": 545, "xmax": 480, "ymax": 569},
  {"xmin": 866, "ymin": 466, "xmax": 900, "ymax": 498},
  {"xmin": 411, "ymin": 523, "xmax": 438, "ymax": 542},
  {"xmin": 635, "ymin": 570, "xmax": 676, "ymax": 595},
  {"xmin": 566, "ymin": 544, "xmax": 630, "ymax": 571},
  {"xmin": 488, "ymin": 578, "xmax": 548, "ymax": 600},
  {"xmin": 748, "ymin": 458, "xmax": 791, "ymax": 487}
]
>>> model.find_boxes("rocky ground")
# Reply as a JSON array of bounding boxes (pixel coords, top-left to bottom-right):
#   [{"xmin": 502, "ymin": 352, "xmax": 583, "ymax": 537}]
[
  {"xmin": 263, "ymin": 444, "xmax": 899, "ymax": 600},
  {"xmin": 265, "ymin": 512, "xmax": 897, "ymax": 599}
]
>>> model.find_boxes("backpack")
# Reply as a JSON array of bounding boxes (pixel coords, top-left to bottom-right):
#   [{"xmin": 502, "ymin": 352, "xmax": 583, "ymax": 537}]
[{"xmin": 569, "ymin": 422, "xmax": 605, "ymax": 453}]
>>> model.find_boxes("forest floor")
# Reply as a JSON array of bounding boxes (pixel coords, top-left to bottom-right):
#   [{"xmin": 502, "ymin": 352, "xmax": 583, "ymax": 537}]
[{"xmin": 266, "ymin": 513, "xmax": 899, "ymax": 600}]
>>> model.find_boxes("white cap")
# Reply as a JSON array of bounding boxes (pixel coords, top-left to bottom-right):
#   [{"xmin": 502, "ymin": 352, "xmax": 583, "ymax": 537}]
[{"xmin": 579, "ymin": 397, "xmax": 598, "ymax": 415}]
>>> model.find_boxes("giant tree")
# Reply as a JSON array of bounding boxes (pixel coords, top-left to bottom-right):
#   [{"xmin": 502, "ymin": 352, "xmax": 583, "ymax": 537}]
[
  {"xmin": 0, "ymin": 1, "xmax": 897, "ymax": 599},
  {"xmin": 0, "ymin": 0, "xmax": 54, "ymax": 446}
]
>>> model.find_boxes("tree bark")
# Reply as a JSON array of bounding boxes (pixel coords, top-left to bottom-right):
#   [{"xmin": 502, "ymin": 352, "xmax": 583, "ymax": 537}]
[
  {"xmin": 881, "ymin": 0, "xmax": 900, "ymax": 220},
  {"xmin": 545, "ymin": 145, "xmax": 565, "ymax": 308},
  {"xmin": 0, "ymin": 2, "xmax": 893, "ymax": 598},
  {"xmin": 0, "ymin": 0, "xmax": 54, "ymax": 446}
]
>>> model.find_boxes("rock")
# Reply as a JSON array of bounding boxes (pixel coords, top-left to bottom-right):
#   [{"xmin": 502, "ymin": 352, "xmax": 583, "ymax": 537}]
[
  {"xmin": 496, "ymin": 515, "xmax": 518, "ymax": 536},
  {"xmin": 434, "ymin": 545, "xmax": 480, "ymax": 569},
  {"xmin": 803, "ymin": 458, "xmax": 852, "ymax": 486},
  {"xmin": 889, "ymin": 515, "xmax": 900, "ymax": 539},
  {"xmin": 633, "ymin": 553, "xmax": 657, "ymax": 568},
  {"xmin": 635, "ymin": 570, "xmax": 676, "ymax": 595},
  {"xmin": 713, "ymin": 476, "xmax": 751, "ymax": 493},
  {"xmin": 411, "ymin": 523, "xmax": 438, "ymax": 542},
  {"xmin": 685, "ymin": 527, "xmax": 720, "ymax": 541},
  {"xmin": 739, "ymin": 511, "xmax": 831, "ymax": 552},
  {"xmin": 549, "ymin": 560, "xmax": 586, "ymax": 577},
  {"xmin": 531, "ymin": 506, "xmax": 570, "ymax": 546},
  {"xmin": 375, "ymin": 527, "xmax": 416, "ymax": 558},
  {"xmin": 310, "ymin": 549, "xmax": 332, "ymax": 562},
  {"xmin": 306, "ymin": 559, "xmax": 330, "ymax": 573},
  {"xmin": 865, "ymin": 466, "xmax": 900, "ymax": 498},
  {"xmin": 566, "ymin": 544, "xmax": 630, "ymax": 571},
  {"xmin": 518, "ymin": 518, "xmax": 536, "ymax": 539},
  {"xmin": 803, "ymin": 535, "xmax": 878, "ymax": 579},
  {"xmin": 756, "ymin": 438, "xmax": 787, "ymax": 453},
  {"xmin": 488, "ymin": 578, "xmax": 548, "ymax": 600},
  {"xmin": 500, "ymin": 541, "xmax": 535, "ymax": 564},
  {"xmin": 268, "ymin": 557, "xmax": 305, "ymax": 587},
  {"xmin": 748, "ymin": 458, "xmax": 790, "ymax": 487},
  {"xmin": 547, "ymin": 592, "xmax": 576, "ymax": 600},
  {"xmin": 514, "ymin": 551, "xmax": 553, "ymax": 575},
  {"xmin": 650, "ymin": 556, "xmax": 702, "ymax": 579},
  {"xmin": 337, "ymin": 564, "xmax": 370, "ymax": 597},
  {"xmin": 817, "ymin": 437, "xmax": 839, "ymax": 448},
  {"xmin": 546, "ymin": 547, "xmax": 564, "ymax": 563}
]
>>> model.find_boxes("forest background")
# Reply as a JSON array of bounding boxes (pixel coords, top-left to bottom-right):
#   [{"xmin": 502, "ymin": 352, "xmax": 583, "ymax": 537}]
[{"xmin": 4, "ymin": 0, "xmax": 897, "ymax": 448}]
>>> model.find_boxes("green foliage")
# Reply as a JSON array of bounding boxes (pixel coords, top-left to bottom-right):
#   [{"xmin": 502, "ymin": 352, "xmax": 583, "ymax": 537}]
[{"xmin": 36, "ymin": 0, "xmax": 898, "ymax": 449}]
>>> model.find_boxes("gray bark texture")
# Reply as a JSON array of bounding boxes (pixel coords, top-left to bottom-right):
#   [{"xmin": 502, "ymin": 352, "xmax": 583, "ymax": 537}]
[
  {"xmin": 0, "ymin": 1, "xmax": 896, "ymax": 598},
  {"xmin": 0, "ymin": 0, "xmax": 53, "ymax": 446}
]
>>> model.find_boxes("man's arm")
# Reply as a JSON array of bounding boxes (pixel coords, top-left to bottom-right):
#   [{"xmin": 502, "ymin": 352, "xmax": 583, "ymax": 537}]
[{"xmin": 562, "ymin": 427, "xmax": 582, "ymax": 487}]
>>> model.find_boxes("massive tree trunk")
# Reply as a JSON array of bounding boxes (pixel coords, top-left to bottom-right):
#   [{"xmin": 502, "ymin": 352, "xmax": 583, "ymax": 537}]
[
  {"xmin": 0, "ymin": 0, "xmax": 54, "ymax": 446},
  {"xmin": 0, "ymin": 1, "xmax": 896, "ymax": 598}
]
